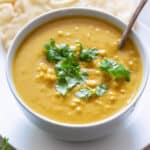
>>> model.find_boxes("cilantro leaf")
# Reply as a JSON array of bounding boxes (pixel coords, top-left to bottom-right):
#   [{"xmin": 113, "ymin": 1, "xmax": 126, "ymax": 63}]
[
  {"xmin": 75, "ymin": 88, "xmax": 93, "ymax": 99},
  {"xmin": 0, "ymin": 137, "xmax": 9, "ymax": 150},
  {"xmin": 81, "ymin": 71, "xmax": 88, "ymax": 80},
  {"xmin": 76, "ymin": 84, "xmax": 108, "ymax": 99},
  {"xmin": 59, "ymin": 44, "xmax": 74, "ymax": 58},
  {"xmin": 99, "ymin": 58, "xmax": 130, "ymax": 81},
  {"xmin": 80, "ymin": 49, "xmax": 99, "ymax": 62},
  {"xmin": 55, "ymin": 54, "xmax": 80, "ymax": 78},
  {"xmin": 45, "ymin": 39, "xmax": 62, "ymax": 62},
  {"xmin": 45, "ymin": 39, "xmax": 75, "ymax": 63},
  {"xmin": 55, "ymin": 78, "xmax": 69, "ymax": 96},
  {"xmin": 55, "ymin": 54, "xmax": 87, "ymax": 95},
  {"xmin": 95, "ymin": 84, "xmax": 108, "ymax": 96}
]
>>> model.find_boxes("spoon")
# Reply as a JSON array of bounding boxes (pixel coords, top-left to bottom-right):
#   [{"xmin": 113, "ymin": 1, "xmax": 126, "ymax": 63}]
[{"xmin": 118, "ymin": 0, "xmax": 148, "ymax": 49}]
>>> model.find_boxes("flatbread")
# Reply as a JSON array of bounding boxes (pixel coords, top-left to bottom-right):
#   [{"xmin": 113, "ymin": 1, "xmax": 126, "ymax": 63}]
[{"xmin": 0, "ymin": 0, "xmax": 136, "ymax": 50}]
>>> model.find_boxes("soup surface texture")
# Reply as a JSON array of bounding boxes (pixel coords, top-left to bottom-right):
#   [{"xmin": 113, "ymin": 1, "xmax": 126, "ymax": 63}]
[{"xmin": 13, "ymin": 17, "xmax": 142, "ymax": 124}]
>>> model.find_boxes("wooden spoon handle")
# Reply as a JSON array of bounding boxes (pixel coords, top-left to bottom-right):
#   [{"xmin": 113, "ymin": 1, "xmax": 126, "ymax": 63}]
[{"xmin": 118, "ymin": 0, "xmax": 148, "ymax": 49}]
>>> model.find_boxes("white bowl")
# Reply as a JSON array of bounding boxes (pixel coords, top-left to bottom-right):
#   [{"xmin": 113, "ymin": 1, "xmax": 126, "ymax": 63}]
[{"xmin": 6, "ymin": 8, "xmax": 149, "ymax": 141}]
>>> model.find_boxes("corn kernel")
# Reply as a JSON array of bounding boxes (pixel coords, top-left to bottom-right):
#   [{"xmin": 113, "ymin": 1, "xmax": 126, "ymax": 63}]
[
  {"xmin": 95, "ymin": 28, "xmax": 100, "ymax": 31},
  {"xmin": 57, "ymin": 30, "xmax": 64, "ymax": 36},
  {"xmin": 99, "ymin": 49, "xmax": 107, "ymax": 57},
  {"xmin": 44, "ymin": 74, "xmax": 51, "ymax": 80},
  {"xmin": 70, "ymin": 102, "xmax": 77, "ymax": 108},
  {"xmin": 114, "ymin": 55, "xmax": 119, "ymax": 60},
  {"xmin": 74, "ymin": 26, "xmax": 79, "ymax": 30},
  {"xmin": 87, "ymin": 32, "xmax": 91, "ymax": 38},
  {"xmin": 70, "ymin": 44, "xmax": 80, "ymax": 51},
  {"xmin": 109, "ymin": 95, "xmax": 116, "ymax": 100},
  {"xmin": 86, "ymin": 80, "xmax": 97, "ymax": 87},
  {"xmin": 120, "ymin": 89, "xmax": 126, "ymax": 94},
  {"xmin": 108, "ymin": 91, "xmax": 115, "ymax": 95},
  {"xmin": 54, "ymin": 92, "xmax": 61, "ymax": 96},
  {"xmin": 72, "ymin": 98, "xmax": 81, "ymax": 104},
  {"xmin": 47, "ymin": 68, "xmax": 53, "ymax": 73},
  {"xmin": 39, "ymin": 72, "xmax": 44, "ymax": 78},
  {"xmin": 75, "ymin": 106, "xmax": 82, "ymax": 113},
  {"xmin": 65, "ymin": 32, "xmax": 71, "ymax": 36},
  {"xmin": 95, "ymin": 100, "xmax": 103, "ymax": 105},
  {"xmin": 42, "ymin": 66, "xmax": 48, "ymax": 72},
  {"xmin": 112, "ymin": 81, "xmax": 119, "ymax": 88},
  {"xmin": 93, "ymin": 60, "xmax": 100, "ymax": 68},
  {"xmin": 39, "ymin": 62, "xmax": 45, "ymax": 67},
  {"xmin": 128, "ymin": 60, "xmax": 134, "ymax": 66}
]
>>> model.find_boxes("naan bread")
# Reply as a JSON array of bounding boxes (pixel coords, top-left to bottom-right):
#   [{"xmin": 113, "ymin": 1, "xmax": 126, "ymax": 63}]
[{"xmin": 0, "ymin": 0, "xmax": 136, "ymax": 50}]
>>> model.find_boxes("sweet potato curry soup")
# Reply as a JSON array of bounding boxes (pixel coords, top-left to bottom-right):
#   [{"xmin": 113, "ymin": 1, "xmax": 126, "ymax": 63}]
[{"xmin": 13, "ymin": 17, "xmax": 142, "ymax": 124}]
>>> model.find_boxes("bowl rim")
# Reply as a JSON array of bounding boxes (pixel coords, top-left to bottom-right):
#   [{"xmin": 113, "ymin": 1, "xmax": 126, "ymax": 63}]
[{"xmin": 6, "ymin": 7, "xmax": 149, "ymax": 128}]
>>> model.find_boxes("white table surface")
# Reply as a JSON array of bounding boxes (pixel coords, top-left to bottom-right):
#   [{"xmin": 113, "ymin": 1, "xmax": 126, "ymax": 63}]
[
  {"xmin": 139, "ymin": 0, "xmax": 150, "ymax": 28},
  {"xmin": 0, "ymin": 2, "xmax": 150, "ymax": 150}
]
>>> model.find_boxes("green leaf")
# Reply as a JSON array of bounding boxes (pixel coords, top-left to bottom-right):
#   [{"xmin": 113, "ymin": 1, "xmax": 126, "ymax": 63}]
[
  {"xmin": 55, "ymin": 53, "xmax": 86, "ymax": 95},
  {"xmin": 45, "ymin": 39, "xmax": 76, "ymax": 63},
  {"xmin": 66, "ymin": 76, "xmax": 81, "ymax": 89},
  {"xmin": 80, "ymin": 49, "xmax": 99, "ymax": 62},
  {"xmin": 59, "ymin": 44, "xmax": 74, "ymax": 58},
  {"xmin": 99, "ymin": 58, "xmax": 130, "ymax": 81},
  {"xmin": 95, "ymin": 84, "xmax": 108, "ymax": 96},
  {"xmin": 0, "ymin": 137, "xmax": 9, "ymax": 150},
  {"xmin": 81, "ymin": 71, "xmax": 88, "ymax": 81},
  {"xmin": 76, "ymin": 84, "xmax": 108, "ymax": 99},
  {"xmin": 55, "ymin": 78, "xmax": 69, "ymax": 96},
  {"xmin": 45, "ymin": 39, "xmax": 62, "ymax": 62},
  {"xmin": 55, "ymin": 55, "xmax": 80, "ymax": 78},
  {"xmin": 75, "ymin": 88, "xmax": 93, "ymax": 99}
]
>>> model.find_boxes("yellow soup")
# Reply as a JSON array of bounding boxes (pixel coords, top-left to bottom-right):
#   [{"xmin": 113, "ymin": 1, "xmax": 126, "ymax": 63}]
[{"xmin": 13, "ymin": 17, "xmax": 142, "ymax": 124}]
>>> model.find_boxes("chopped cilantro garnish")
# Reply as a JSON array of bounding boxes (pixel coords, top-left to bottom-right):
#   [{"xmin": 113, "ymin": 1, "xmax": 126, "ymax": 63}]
[
  {"xmin": 45, "ymin": 39, "xmax": 62, "ymax": 62},
  {"xmin": 45, "ymin": 39, "xmax": 74, "ymax": 62},
  {"xmin": 45, "ymin": 39, "xmax": 99, "ymax": 63},
  {"xmin": 55, "ymin": 50, "xmax": 87, "ymax": 95},
  {"xmin": 0, "ymin": 137, "xmax": 9, "ymax": 150},
  {"xmin": 55, "ymin": 78, "xmax": 70, "ymax": 96},
  {"xmin": 73, "ymin": 41, "xmax": 99, "ymax": 62},
  {"xmin": 45, "ymin": 39, "xmax": 86, "ymax": 95},
  {"xmin": 81, "ymin": 71, "xmax": 88, "ymax": 80},
  {"xmin": 80, "ymin": 48, "xmax": 99, "ymax": 62},
  {"xmin": 95, "ymin": 84, "xmax": 108, "ymax": 96},
  {"xmin": 76, "ymin": 84, "xmax": 108, "ymax": 99},
  {"xmin": 44, "ymin": 39, "xmax": 129, "ymax": 97},
  {"xmin": 75, "ymin": 88, "xmax": 93, "ymax": 99},
  {"xmin": 99, "ymin": 58, "xmax": 130, "ymax": 81},
  {"xmin": 59, "ymin": 43, "xmax": 74, "ymax": 58}
]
